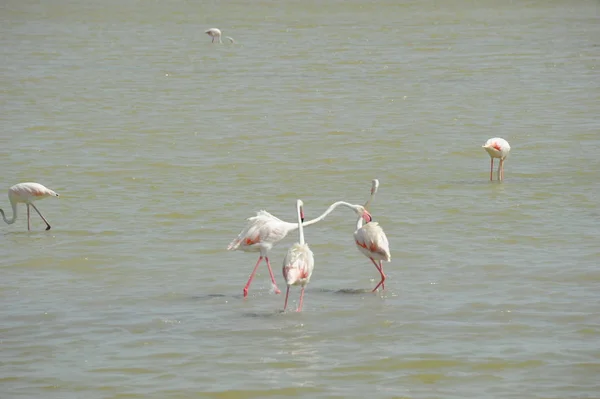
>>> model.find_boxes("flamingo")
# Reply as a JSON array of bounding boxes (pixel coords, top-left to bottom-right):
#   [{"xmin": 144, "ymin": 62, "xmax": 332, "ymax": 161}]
[
  {"xmin": 0, "ymin": 182, "xmax": 60, "ymax": 231},
  {"xmin": 205, "ymin": 28, "xmax": 235, "ymax": 43},
  {"xmin": 228, "ymin": 181, "xmax": 378, "ymax": 298},
  {"xmin": 482, "ymin": 137, "xmax": 511, "ymax": 181},
  {"xmin": 282, "ymin": 200, "xmax": 314, "ymax": 312},
  {"xmin": 354, "ymin": 181, "xmax": 391, "ymax": 292}
]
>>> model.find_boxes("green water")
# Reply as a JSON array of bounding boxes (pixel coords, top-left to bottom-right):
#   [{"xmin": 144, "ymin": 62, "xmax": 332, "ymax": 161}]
[{"xmin": 1, "ymin": 0, "xmax": 599, "ymax": 398}]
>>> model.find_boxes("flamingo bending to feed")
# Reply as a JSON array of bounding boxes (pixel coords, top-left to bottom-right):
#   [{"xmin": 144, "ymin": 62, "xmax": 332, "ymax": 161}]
[
  {"xmin": 354, "ymin": 180, "xmax": 391, "ymax": 292},
  {"xmin": 482, "ymin": 137, "xmax": 511, "ymax": 181},
  {"xmin": 228, "ymin": 180, "xmax": 379, "ymax": 298},
  {"xmin": 205, "ymin": 28, "xmax": 235, "ymax": 43},
  {"xmin": 282, "ymin": 200, "xmax": 314, "ymax": 312},
  {"xmin": 0, "ymin": 182, "xmax": 60, "ymax": 231}
]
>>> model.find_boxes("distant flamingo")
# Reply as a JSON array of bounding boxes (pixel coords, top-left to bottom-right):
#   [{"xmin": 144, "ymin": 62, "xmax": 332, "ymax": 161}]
[
  {"xmin": 354, "ymin": 181, "xmax": 391, "ymax": 292},
  {"xmin": 205, "ymin": 28, "xmax": 235, "ymax": 43},
  {"xmin": 0, "ymin": 182, "xmax": 60, "ymax": 231},
  {"xmin": 482, "ymin": 138, "xmax": 511, "ymax": 181},
  {"xmin": 282, "ymin": 200, "xmax": 315, "ymax": 312},
  {"xmin": 228, "ymin": 181, "xmax": 378, "ymax": 298}
]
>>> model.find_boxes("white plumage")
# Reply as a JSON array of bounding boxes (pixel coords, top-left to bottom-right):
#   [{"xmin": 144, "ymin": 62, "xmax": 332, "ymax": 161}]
[
  {"xmin": 282, "ymin": 200, "xmax": 314, "ymax": 312},
  {"xmin": 0, "ymin": 182, "xmax": 60, "ymax": 231},
  {"xmin": 482, "ymin": 137, "xmax": 511, "ymax": 181},
  {"xmin": 205, "ymin": 28, "xmax": 235, "ymax": 43}
]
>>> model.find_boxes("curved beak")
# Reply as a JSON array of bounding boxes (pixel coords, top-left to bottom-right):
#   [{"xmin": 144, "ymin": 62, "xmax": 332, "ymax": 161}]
[{"xmin": 300, "ymin": 206, "xmax": 305, "ymax": 223}]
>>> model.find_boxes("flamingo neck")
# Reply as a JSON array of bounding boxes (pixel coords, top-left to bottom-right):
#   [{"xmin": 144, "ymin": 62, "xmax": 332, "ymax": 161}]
[
  {"xmin": 296, "ymin": 201, "xmax": 305, "ymax": 245},
  {"xmin": 364, "ymin": 183, "xmax": 378, "ymax": 209},
  {"xmin": 356, "ymin": 214, "xmax": 364, "ymax": 231},
  {"xmin": 0, "ymin": 200, "xmax": 18, "ymax": 225},
  {"xmin": 302, "ymin": 201, "xmax": 359, "ymax": 227}
]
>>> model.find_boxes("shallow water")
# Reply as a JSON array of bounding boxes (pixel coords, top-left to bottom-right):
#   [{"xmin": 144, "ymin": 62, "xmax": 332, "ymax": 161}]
[{"xmin": 1, "ymin": 0, "xmax": 599, "ymax": 398}]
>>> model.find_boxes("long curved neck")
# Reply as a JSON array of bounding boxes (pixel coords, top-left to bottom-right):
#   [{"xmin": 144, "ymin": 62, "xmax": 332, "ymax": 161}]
[
  {"xmin": 356, "ymin": 214, "xmax": 364, "ymax": 231},
  {"xmin": 296, "ymin": 202, "xmax": 305, "ymax": 245},
  {"xmin": 302, "ymin": 201, "xmax": 358, "ymax": 227},
  {"xmin": 364, "ymin": 180, "xmax": 379, "ymax": 209},
  {"xmin": 0, "ymin": 200, "xmax": 18, "ymax": 225}
]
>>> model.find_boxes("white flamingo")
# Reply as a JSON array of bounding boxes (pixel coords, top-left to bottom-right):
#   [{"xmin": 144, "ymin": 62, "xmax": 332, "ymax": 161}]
[
  {"xmin": 354, "ymin": 180, "xmax": 391, "ymax": 292},
  {"xmin": 0, "ymin": 182, "xmax": 60, "ymax": 231},
  {"xmin": 205, "ymin": 28, "xmax": 235, "ymax": 43},
  {"xmin": 282, "ymin": 199, "xmax": 314, "ymax": 312},
  {"xmin": 228, "ymin": 181, "xmax": 378, "ymax": 297},
  {"xmin": 482, "ymin": 137, "xmax": 511, "ymax": 181}
]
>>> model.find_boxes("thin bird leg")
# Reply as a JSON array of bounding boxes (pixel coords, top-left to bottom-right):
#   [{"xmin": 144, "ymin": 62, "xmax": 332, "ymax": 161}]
[
  {"xmin": 27, "ymin": 204, "xmax": 31, "ymax": 231},
  {"xmin": 264, "ymin": 257, "xmax": 282, "ymax": 294},
  {"xmin": 283, "ymin": 286, "xmax": 291, "ymax": 311},
  {"xmin": 379, "ymin": 260, "xmax": 385, "ymax": 290},
  {"xmin": 370, "ymin": 258, "xmax": 386, "ymax": 292},
  {"xmin": 243, "ymin": 256, "xmax": 263, "ymax": 297},
  {"xmin": 297, "ymin": 286, "xmax": 306, "ymax": 312},
  {"xmin": 30, "ymin": 203, "xmax": 51, "ymax": 231},
  {"xmin": 490, "ymin": 158, "xmax": 494, "ymax": 181},
  {"xmin": 499, "ymin": 159, "xmax": 504, "ymax": 181}
]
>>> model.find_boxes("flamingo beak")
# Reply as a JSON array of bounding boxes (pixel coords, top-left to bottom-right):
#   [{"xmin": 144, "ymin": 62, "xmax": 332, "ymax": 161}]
[
  {"xmin": 300, "ymin": 207, "xmax": 305, "ymax": 223},
  {"xmin": 363, "ymin": 211, "xmax": 372, "ymax": 224}
]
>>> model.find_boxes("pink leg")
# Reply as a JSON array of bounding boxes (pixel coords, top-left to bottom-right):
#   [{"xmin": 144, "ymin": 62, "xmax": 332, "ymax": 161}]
[
  {"xmin": 498, "ymin": 159, "xmax": 503, "ymax": 181},
  {"xmin": 283, "ymin": 286, "xmax": 290, "ymax": 311},
  {"xmin": 30, "ymin": 203, "xmax": 51, "ymax": 230},
  {"xmin": 297, "ymin": 286, "xmax": 306, "ymax": 312},
  {"xmin": 499, "ymin": 159, "xmax": 504, "ymax": 181},
  {"xmin": 370, "ymin": 258, "xmax": 386, "ymax": 292},
  {"xmin": 264, "ymin": 257, "xmax": 281, "ymax": 294},
  {"xmin": 380, "ymin": 261, "xmax": 385, "ymax": 290},
  {"xmin": 490, "ymin": 158, "xmax": 494, "ymax": 181},
  {"xmin": 243, "ymin": 256, "xmax": 263, "ymax": 298},
  {"xmin": 27, "ymin": 204, "xmax": 31, "ymax": 231}
]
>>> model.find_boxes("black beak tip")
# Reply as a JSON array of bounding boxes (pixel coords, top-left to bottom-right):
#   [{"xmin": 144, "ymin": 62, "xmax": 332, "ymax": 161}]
[{"xmin": 46, "ymin": 225, "xmax": 51, "ymax": 231}]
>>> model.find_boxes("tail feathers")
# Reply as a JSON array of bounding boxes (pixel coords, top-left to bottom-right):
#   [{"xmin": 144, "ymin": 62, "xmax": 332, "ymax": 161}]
[
  {"xmin": 283, "ymin": 266, "xmax": 302, "ymax": 286},
  {"xmin": 227, "ymin": 239, "xmax": 240, "ymax": 250}
]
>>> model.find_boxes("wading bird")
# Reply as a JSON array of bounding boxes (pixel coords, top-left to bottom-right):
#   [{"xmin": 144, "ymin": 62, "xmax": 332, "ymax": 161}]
[
  {"xmin": 354, "ymin": 179, "xmax": 391, "ymax": 292},
  {"xmin": 0, "ymin": 182, "xmax": 60, "ymax": 231},
  {"xmin": 482, "ymin": 138, "xmax": 511, "ymax": 181},
  {"xmin": 205, "ymin": 28, "xmax": 235, "ymax": 43},
  {"xmin": 228, "ymin": 181, "xmax": 378, "ymax": 298},
  {"xmin": 282, "ymin": 200, "xmax": 314, "ymax": 312}
]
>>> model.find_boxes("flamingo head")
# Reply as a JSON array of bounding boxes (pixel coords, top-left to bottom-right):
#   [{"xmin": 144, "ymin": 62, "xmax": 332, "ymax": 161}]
[
  {"xmin": 363, "ymin": 209, "xmax": 373, "ymax": 223},
  {"xmin": 364, "ymin": 179, "xmax": 379, "ymax": 210},
  {"xmin": 370, "ymin": 179, "xmax": 379, "ymax": 196},
  {"xmin": 355, "ymin": 206, "xmax": 372, "ymax": 224},
  {"xmin": 297, "ymin": 199, "xmax": 305, "ymax": 223}
]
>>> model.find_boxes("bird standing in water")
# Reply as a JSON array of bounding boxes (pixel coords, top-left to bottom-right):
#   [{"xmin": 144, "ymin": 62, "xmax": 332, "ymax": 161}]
[
  {"xmin": 205, "ymin": 28, "xmax": 235, "ymax": 43},
  {"xmin": 354, "ymin": 179, "xmax": 391, "ymax": 292},
  {"xmin": 282, "ymin": 200, "xmax": 314, "ymax": 312},
  {"xmin": 0, "ymin": 182, "xmax": 60, "ymax": 231},
  {"xmin": 482, "ymin": 138, "xmax": 511, "ymax": 181},
  {"xmin": 228, "ymin": 180, "xmax": 379, "ymax": 298}
]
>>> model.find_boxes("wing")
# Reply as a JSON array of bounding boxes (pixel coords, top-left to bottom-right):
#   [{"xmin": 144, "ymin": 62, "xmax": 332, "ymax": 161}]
[
  {"xmin": 283, "ymin": 243, "xmax": 315, "ymax": 285},
  {"xmin": 354, "ymin": 222, "xmax": 391, "ymax": 261},
  {"xmin": 228, "ymin": 211, "xmax": 295, "ymax": 250}
]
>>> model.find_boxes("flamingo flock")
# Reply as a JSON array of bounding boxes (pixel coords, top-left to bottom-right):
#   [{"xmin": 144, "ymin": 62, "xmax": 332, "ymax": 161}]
[
  {"xmin": 2, "ymin": 137, "xmax": 510, "ymax": 312},
  {"xmin": 228, "ymin": 178, "xmax": 390, "ymax": 311}
]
